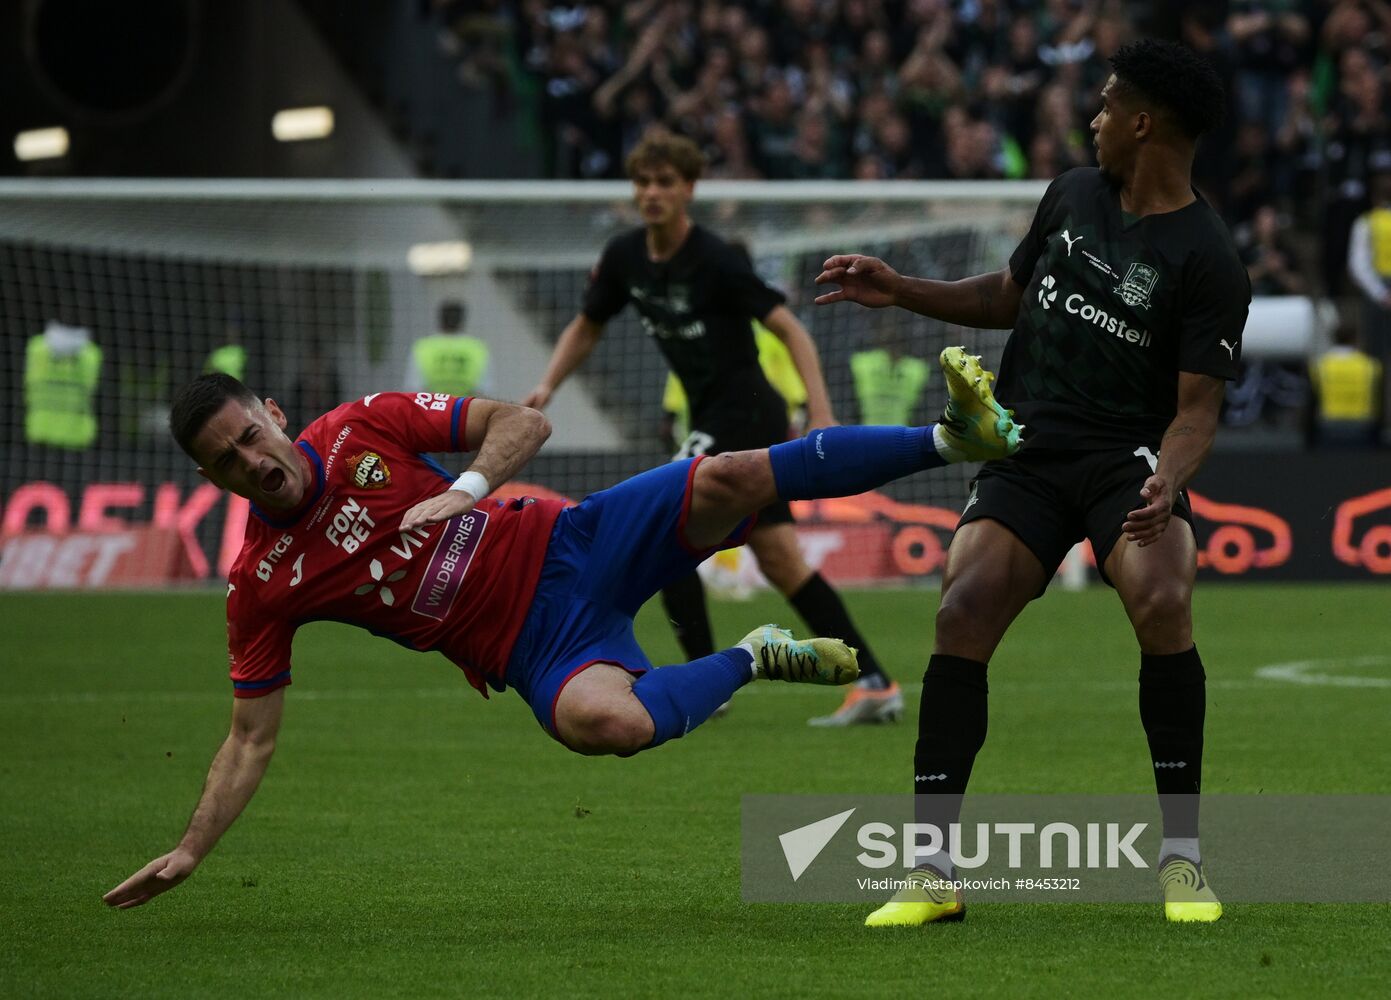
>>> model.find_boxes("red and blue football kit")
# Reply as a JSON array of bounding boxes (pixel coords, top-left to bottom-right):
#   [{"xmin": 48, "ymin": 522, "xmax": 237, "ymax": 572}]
[{"xmin": 226, "ymin": 392, "xmax": 564, "ymax": 698}]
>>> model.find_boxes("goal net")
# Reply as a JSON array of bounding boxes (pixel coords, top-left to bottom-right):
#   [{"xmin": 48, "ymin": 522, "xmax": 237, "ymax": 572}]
[{"xmin": 0, "ymin": 179, "xmax": 1045, "ymax": 589}]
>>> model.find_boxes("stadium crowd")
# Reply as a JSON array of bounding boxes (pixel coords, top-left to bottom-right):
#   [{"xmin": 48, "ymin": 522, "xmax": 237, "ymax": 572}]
[{"xmin": 436, "ymin": 0, "xmax": 1389, "ymax": 438}]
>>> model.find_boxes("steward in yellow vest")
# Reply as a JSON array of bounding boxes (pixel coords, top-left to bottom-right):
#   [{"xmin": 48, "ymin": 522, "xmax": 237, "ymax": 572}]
[
  {"xmin": 25, "ymin": 321, "xmax": 102, "ymax": 449},
  {"xmin": 409, "ymin": 301, "xmax": 490, "ymax": 397},
  {"xmin": 851, "ymin": 347, "xmax": 930, "ymax": 426},
  {"xmin": 1309, "ymin": 329, "xmax": 1384, "ymax": 447},
  {"xmin": 204, "ymin": 343, "xmax": 247, "ymax": 381}
]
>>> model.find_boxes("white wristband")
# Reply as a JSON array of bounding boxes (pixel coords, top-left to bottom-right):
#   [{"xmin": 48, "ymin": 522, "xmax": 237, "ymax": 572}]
[{"xmin": 450, "ymin": 470, "xmax": 490, "ymax": 500}]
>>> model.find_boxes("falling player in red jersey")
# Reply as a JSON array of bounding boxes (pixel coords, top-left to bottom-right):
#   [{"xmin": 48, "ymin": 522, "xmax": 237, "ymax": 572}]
[{"xmin": 105, "ymin": 364, "xmax": 1021, "ymax": 908}]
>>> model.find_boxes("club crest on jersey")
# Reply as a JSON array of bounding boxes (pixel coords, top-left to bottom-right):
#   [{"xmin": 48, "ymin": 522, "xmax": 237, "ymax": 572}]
[
  {"xmin": 1114, "ymin": 262, "xmax": 1158, "ymax": 310},
  {"xmin": 348, "ymin": 451, "xmax": 391, "ymax": 490}
]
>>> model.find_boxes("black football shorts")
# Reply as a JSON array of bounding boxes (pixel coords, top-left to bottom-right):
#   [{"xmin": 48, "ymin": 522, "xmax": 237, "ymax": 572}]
[
  {"xmin": 956, "ymin": 446, "xmax": 1194, "ymax": 590},
  {"xmin": 673, "ymin": 408, "xmax": 795, "ymax": 526}
]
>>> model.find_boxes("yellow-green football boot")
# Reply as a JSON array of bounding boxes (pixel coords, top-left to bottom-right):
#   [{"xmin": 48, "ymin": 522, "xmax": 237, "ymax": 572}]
[
  {"xmin": 864, "ymin": 865, "xmax": 965, "ymax": 927},
  {"xmin": 1158, "ymin": 855, "xmax": 1223, "ymax": 923},
  {"xmin": 937, "ymin": 346, "xmax": 1024, "ymax": 461},
  {"xmin": 740, "ymin": 624, "xmax": 859, "ymax": 686}
]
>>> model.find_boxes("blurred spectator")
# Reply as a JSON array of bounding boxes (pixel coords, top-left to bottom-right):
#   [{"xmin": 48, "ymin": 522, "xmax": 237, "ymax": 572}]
[
  {"xmin": 1319, "ymin": 44, "xmax": 1391, "ymax": 293},
  {"xmin": 1241, "ymin": 205, "xmax": 1306, "ymax": 295},
  {"xmin": 1229, "ymin": 123, "xmax": 1277, "ymax": 224},
  {"xmin": 1228, "ymin": 0, "xmax": 1311, "ymax": 138},
  {"xmin": 705, "ymin": 107, "xmax": 761, "ymax": 180},
  {"xmin": 748, "ymin": 76, "xmax": 801, "ymax": 178},
  {"xmin": 789, "ymin": 110, "xmax": 845, "ymax": 179},
  {"xmin": 1033, "ymin": 83, "xmax": 1092, "ymax": 173}
]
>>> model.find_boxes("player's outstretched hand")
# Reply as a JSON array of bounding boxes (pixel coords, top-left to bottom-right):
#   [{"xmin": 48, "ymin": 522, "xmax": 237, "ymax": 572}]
[
  {"xmin": 103, "ymin": 849, "xmax": 198, "ymax": 909},
  {"xmin": 1123, "ymin": 474, "xmax": 1173, "ymax": 546},
  {"xmin": 520, "ymin": 384, "xmax": 552, "ymax": 410},
  {"xmin": 400, "ymin": 489, "xmax": 477, "ymax": 533},
  {"xmin": 814, "ymin": 254, "xmax": 901, "ymax": 308}
]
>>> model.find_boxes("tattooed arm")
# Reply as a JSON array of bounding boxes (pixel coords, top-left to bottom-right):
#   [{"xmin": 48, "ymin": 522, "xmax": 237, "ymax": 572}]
[{"xmin": 1123, "ymin": 373, "xmax": 1225, "ymax": 546}]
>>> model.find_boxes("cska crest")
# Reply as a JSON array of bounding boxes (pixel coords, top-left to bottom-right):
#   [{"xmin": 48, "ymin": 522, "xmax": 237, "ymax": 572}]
[{"xmin": 348, "ymin": 450, "xmax": 391, "ymax": 490}]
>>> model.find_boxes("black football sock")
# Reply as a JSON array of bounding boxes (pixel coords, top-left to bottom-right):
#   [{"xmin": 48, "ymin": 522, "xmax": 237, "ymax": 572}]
[
  {"xmin": 913, "ymin": 654, "xmax": 989, "ymax": 874},
  {"xmin": 660, "ymin": 571, "xmax": 717, "ymax": 661},
  {"xmin": 788, "ymin": 572, "xmax": 888, "ymax": 682},
  {"xmin": 1139, "ymin": 646, "xmax": 1206, "ymax": 842}
]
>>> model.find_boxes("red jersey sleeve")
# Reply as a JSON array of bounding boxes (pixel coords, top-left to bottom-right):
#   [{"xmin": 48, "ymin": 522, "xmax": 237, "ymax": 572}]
[
  {"xmin": 226, "ymin": 584, "xmax": 295, "ymax": 698},
  {"xmin": 348, "ymin": 392, "xmax": 472, "ymax": 454}
]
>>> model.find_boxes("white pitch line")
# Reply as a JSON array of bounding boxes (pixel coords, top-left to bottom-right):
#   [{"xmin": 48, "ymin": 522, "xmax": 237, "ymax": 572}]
[
  {"xmin": 1254, "ymin": 656, "xmax": 1391, "ymax": 689},
  {"xmin": 0, "ymin": 677, "xmax": 1273, "ymax": 706}
]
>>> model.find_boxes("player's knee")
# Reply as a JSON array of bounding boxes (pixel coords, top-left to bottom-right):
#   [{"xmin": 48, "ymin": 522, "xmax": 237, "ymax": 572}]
[
  {"xmin": 1126, "ymin": 583, "xmax": 1192, "ymax": 639},
  {"xmin": 692, "ymin": 453, "xmax": 751, "ymax": 510},
  {"xmin": 935, "ymin": 584, "xmax": 999, "ymax": 641},
  {"xmin": 697, "ymin": 451, "xmax": 780, "ymax": 511},
  {"xmin": 564, "ymin": 701, "xmax": 654, "ymax": 756}
]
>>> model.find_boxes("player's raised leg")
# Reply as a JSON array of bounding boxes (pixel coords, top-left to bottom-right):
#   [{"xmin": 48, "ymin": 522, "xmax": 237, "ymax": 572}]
[
  {"xmin": 684, "ymin": 347, "xmax": 1023, "ymax": 548},
  {"xmin": 543, "ymin": 348, "xmax": 1021, "ymax": 760},
  {"xmin": 1105, "ymin": 517, "xmax": 1221, "ymax": 922}
]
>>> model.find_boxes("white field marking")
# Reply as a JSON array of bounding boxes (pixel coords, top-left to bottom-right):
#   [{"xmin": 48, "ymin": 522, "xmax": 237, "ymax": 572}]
[
  {"xmin": 1254, "ymin": 656, "xmax": 1391, "ymax": 689},
  {"xmin": 2, "ymin": 676, "xmax": 1276, "ymax": 708},
  {"xmin": 733, "ymin": 678, "xmax": 1263, "ymax": 696}
]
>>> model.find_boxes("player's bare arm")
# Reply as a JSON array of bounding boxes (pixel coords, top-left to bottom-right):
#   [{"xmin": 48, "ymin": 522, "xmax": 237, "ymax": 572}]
[
  {"xmin": 104, "ymin": 688, "xmax": 284, "ymax": 909},
  {"xmin": 1124, "ymin": 373, "xmax": 1225, "ymax": 546},
  {"xmin": 814, "ymin": 257, "xmax": 1022, "ymax": 329},
  {"xmin": 399, "ymin": 398, "xmax": 552, "ymax": 532},
  {"xmin": 760, "ymin": 304, "xmax": 837, "ymax": 428},
  {"xmin": 522, "ymin": 314, "xmax": 605, "ymax": 409}
]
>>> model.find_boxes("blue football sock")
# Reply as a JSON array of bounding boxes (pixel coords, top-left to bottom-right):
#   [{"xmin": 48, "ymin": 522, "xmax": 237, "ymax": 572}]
[
  {"xmin": 768, "ymin": 425, "xmax": 945, "ymax": 500},
  {"xmin": 630, "ymin": 648, "xmax": 754, "ymax": 749}
]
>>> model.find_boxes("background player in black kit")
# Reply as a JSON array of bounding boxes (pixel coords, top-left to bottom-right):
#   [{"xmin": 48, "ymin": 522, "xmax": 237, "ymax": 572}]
[
  {"xmin": 816, "ymin": 40, "xmax": 1250, "ymax": 926},
  {"xmin": 524, "ymin": 130, "xmax": 901, "ymax": 726}
]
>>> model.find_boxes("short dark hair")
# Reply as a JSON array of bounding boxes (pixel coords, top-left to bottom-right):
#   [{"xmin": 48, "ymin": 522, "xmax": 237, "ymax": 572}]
[
  {"xmin": 1109, "ymin": 39, "xmax": 1225, "ymax": 140},
  {"xmin": 169, "ymin": 373, "xmax": 259, "ymax": 459},
  {"xmin": 625, "ymin": 128, "xmax": 705, "ymax": 182},
  {"xmin": 439, "ymin": 300, "xmax": 466, "ymax": 331}
]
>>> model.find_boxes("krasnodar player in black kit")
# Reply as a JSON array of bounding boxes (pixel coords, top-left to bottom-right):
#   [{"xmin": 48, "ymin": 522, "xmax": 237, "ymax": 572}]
[
  {"xmin": 525, "ymin": 129, "xmax": 903, "ymax": 727},
  {"xmin": 816, "ymin": 40, "xmax": 1250, "ymax": 926}
]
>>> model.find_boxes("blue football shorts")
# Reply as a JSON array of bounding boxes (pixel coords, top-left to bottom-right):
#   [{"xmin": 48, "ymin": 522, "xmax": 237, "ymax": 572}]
[{"xmin": 503, "ymin": 456, "xmax": 753, "ymax": 738}]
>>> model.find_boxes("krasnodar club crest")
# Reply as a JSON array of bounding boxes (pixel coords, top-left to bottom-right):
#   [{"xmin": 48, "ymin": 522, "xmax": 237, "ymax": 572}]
[{"xmin": 1114, "ymin": 262, "xmax": 1158, "ymax": 309}]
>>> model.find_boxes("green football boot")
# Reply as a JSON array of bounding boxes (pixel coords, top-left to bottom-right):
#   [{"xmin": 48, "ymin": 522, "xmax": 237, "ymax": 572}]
[
  {"xmin": 740, "ymin": 624, "xmax": 859, "ymax": 686},
  {"xmin": 1158, "ymin": 855, "xmax": 1223, "ymax": 923},
  {"xmin": 937, "ymin": 346, "xmax": 1024, "ymax": 461},
  {"xmin": 865, "ymin": 865, "xmax": 965, "ymax": 927}
]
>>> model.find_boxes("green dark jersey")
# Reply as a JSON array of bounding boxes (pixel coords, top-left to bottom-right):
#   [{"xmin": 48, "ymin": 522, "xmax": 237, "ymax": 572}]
[
  {"xmin": 999, "ymin": 168, "xmax": 1251, "ymax": 448},
  {"xmin": 582, "ymin": 225, "xmax": 787, "ymax": 429}
]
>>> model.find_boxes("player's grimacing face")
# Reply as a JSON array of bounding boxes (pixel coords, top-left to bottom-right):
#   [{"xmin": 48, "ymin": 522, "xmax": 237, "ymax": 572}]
[
  {"xmin": 632, "ymin": 164, "xmax": 694, "ymax": 225},
  {"xmin": 192, "ymin": 397, "xmax": 310, "ymax": 510}
]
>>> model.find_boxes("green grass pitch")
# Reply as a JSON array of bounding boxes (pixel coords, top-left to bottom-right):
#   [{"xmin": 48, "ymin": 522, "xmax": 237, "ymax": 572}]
[{"xmin": 2, "ymin": 584, "xmax": 1389, "ymax": 998}]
